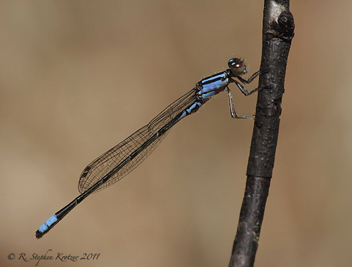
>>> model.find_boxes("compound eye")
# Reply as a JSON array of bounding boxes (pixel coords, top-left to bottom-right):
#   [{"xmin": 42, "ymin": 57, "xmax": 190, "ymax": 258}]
[{"xmin": 228, "ymin": 58, "xmax": 247, "ymax": 76}]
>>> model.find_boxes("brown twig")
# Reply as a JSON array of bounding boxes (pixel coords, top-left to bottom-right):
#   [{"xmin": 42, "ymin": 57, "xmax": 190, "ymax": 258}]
[{"xmin": 229, "ymin": 1, "xmax": 295, "ymax": 266}]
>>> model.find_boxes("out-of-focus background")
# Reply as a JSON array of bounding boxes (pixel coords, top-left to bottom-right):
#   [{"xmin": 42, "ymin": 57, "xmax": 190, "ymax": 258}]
[{"xmin": 1, "ymin": 1, "xmax": 351, "ymax": 266}]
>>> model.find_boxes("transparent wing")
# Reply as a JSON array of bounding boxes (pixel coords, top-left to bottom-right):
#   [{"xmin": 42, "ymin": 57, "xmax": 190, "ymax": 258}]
[{"xmin": 78, "ymin": 88, "xmax": 198, "ymax": 193}]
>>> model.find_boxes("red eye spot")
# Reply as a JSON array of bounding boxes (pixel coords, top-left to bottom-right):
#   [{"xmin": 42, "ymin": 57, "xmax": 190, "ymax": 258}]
[{"xmin": 228, "ymin": 58, "xmax": 247, "ymax": 77}]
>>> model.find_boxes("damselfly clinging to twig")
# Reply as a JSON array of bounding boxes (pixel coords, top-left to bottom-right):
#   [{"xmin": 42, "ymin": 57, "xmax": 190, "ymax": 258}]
[{"xmin": 36, "ymin": 58, "xmax": 260, "ymax": 239}]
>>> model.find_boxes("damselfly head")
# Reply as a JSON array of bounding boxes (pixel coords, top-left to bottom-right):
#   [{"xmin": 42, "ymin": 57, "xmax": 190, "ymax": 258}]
[{"xmin": 228, "ymin": 58, "xmax": 247, "ymax": 77}]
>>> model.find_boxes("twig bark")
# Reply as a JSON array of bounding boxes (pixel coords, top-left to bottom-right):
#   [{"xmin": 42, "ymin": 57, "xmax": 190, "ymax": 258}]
[{"xmin": 229, "ymin": 1, "xmax": 295, "ymax": 266}]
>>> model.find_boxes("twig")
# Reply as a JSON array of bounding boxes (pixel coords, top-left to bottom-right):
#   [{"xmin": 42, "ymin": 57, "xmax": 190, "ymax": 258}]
[{"xmin": 229, "ymin": 1, "xmax": 295, "ymax": 266}]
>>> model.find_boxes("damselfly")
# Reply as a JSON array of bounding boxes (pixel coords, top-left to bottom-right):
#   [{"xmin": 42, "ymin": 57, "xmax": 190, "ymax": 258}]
[{"xmin": 36, "ymin": 58, "xmax": 260, "ymax": 239}]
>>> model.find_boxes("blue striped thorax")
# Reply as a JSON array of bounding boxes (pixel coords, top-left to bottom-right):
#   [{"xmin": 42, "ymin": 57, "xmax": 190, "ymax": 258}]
[{"xmin": 196, "ymin": 70, "xmax": 231, "ymax": 101}]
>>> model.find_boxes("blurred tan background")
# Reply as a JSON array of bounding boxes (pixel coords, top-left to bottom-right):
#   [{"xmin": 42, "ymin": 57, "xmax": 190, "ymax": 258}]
[{"xmin": 1, "ymin": 1, "xmax": 351, "ymax": 266}]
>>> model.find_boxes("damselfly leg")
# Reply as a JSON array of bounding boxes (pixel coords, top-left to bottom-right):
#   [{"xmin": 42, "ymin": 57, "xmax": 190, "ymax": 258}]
[{"xmin": 226, "ymin": 70, "xmax": 261, "ymax": 119}]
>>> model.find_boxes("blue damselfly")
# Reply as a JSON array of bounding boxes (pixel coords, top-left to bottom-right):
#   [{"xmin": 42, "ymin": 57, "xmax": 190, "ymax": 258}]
[{"xmin": 36, "ymin": 58, "xmax": 260, "ymax": 239}]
